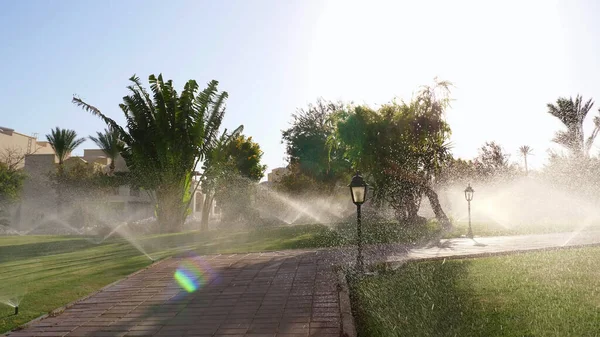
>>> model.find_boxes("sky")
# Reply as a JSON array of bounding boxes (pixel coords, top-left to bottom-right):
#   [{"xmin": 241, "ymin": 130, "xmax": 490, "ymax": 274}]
[{"xmin": 2, "ymin": 0, "xmax": 600, "ymax": 174}]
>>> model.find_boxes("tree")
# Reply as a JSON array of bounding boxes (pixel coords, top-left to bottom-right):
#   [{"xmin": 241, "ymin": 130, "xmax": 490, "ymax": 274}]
[
  {"xmin": 547, "ymin": 95, "xmax": 600, "ymax": 157},
  {"xmin": 437, "ymin": 157, "xmax": 476, "ymax": 186},
  {"xmin": 281, "ymin": 98, "xmax": 350, "ymax": 193},
  {"xmin": 199, "ymin": 127, "xmax": 244, "ymax": 230},
  {"xmin": 89, "ymin": 128, "xmax": 122, "ymax": 174},
  {"xmin": 45, "ymin": 127, "xmax": 86, "ymax": 173},
  {"xmin": 73, "ymin": 74, "xmax": 232, "ymax": 232},
  {"xmin": 333, "ymin": 80, "xmax": 453, "ymax": 229},
  {"xmin": 201, "ymin": 132, "xmax": 266, "ymax": 228},
  {"xmin": 0, "ymin": 162, "xmax": 26, "ymax": 226},
  {"xmin": 473, "ymin": 141, "xmax": 515, "ymax": 180},
  {"xmin": 45, "ymin": 127, "xmax": 86, "ymax": 215},
  {"xmin": 519, "ymin": 145, "xmax": 533, "ymax": 174},
  {"xmin": 1, "ymin": 147, "xmax": 26, "ymax": 171}
]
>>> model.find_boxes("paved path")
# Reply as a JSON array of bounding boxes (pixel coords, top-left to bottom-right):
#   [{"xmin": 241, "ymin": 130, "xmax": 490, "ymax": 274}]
[
  {"xmin": 387, "ymin": 230, "xmax": 600, "ymax": 263},
  {"xmin": 7, "ymin": 251, "xmax": 341, "ymax": 337},
  {"xmin": 7, "ymin": 230, "xmax": 600, "ymax": 337}
]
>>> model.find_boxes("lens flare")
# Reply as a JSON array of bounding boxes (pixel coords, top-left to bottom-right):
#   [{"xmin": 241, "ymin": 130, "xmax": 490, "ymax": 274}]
[{"xmin": 173, "ymin": 256, "xmax": 217, "ymax": 293}]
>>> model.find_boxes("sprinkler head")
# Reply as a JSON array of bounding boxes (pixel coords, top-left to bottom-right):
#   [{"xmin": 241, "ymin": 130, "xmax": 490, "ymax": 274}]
[{"xmin": 14, "ymin": 306, "xmax": 18, "ymax": 315}]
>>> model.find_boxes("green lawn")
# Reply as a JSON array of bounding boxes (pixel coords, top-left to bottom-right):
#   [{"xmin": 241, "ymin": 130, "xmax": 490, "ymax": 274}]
[
  {"xmin": 349, "ymin": 246, "xmax": 600, "ymax": 337},
  {"xmin": 2, "ymin": 220, "xmax": 597, "ymax": 334},
  {"xmin": 445, "ymin": 221, "xmax": 600, "ymax": 238},
  {"xmin": 0, "ymin": 224, "xmax": 344, "ymax": 333}
]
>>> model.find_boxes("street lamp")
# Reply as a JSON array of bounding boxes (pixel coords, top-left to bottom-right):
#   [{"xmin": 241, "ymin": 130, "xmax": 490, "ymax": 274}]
[
  {"xmin": 464, "ymin": 184, "xmax": 474, "ymax": 239},
  {"xmin": 349, "ymin": 172, "xmax": 368, "ymax": 272}
]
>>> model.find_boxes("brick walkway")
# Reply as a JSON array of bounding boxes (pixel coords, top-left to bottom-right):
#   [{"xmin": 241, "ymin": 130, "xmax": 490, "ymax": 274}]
[
  {"xmin": 6, "ymin": 251, "xmax": 341, "ymax": 337},
  {"xmin": 7, "ymin": 230, "xmax": 600, "ymax": 337}
]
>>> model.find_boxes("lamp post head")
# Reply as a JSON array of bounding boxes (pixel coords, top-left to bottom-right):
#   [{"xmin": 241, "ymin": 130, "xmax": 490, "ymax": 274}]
[
  {"xmin": 349, "ymin": 171, "xmax": 368, "ymax": 205},
  {"xmin": 464, "ymin": 184, "xmax": 474, "ymax": 202}
]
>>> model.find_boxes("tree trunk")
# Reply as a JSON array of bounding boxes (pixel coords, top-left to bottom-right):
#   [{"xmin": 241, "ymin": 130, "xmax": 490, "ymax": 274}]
[
  {"xmin": 424, "ymin": 186, "xmax": 452, "ymax": 230},
  {"xmin": 524, "ymin": 156, "xmax": 528, "ymax": 175},
  {"xmin": 155, "ymin": 186, "xmax": 185, "ymax": 233},
  {"xmin": 200, "ymin": 192, "xmax": 213, "ymax": 232},
  {"xmin": 56, "ymin": 164, "xmax": 64, "ymax": 218}
]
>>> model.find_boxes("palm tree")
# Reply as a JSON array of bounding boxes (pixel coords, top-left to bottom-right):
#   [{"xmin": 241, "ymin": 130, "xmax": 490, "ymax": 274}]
[
  {"xmin": 45, "ymin": 127, "xmax": 86, "ymax": 173},
  {"xmin": 519, "ymin": 145, "xmax": 533, "ymax": 174},
  {"xmin": 45, "ymin": 127, "xmax": 85, "ymax": 215},
  {"xmin": 547, "ymin": 95, "xmax": 600, "ymax": 157},
  {"xmin": 73, "ymin": 74, "xmax": 234, "ymax": 232},
  {"xmin": 89, "ymin": 128, "xmax": 121, "ymax": 174}
]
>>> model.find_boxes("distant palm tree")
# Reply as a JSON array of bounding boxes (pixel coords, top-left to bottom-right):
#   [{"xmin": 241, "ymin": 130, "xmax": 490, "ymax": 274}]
[
  {"xmin": 89, "ymin": 128, "xmax": 122, "ymax": 174},
  {"xmin": 45, "ymin": 127, "xmax": 85, "ymax": 215},
  {"xmin": 519, "ymin": 145, "xmax": 533, "ymax": 174},
  {"xmin": 45, "ymin": 127, "xmax": 86, "ymax": 173},
  {"xmin": 547, "ymin": 95, "xmax": 600, "ymax": 157}
]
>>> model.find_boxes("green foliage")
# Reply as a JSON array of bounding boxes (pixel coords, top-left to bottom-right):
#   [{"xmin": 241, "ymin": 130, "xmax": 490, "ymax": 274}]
[
  {"xmin": 437, "ymin": 157, "xmax": 476, "ymax": 186},
  {"xmin": 0, "ymin": 162, "xmax": 26, "ymax": 225},
  {"xmin": 225, "ymin": 135, "xmax": 267, "ymax": 181},
  {"xmin": 45, "ymin": 127, "xmax": 85, "ymax": 166},
  {"xmin": 332, "ymin": 80, "xmax": 452, "ymax": 226},
  {"xmin": 547, "ymin": 95, "xmax": 600, "ymax": 157},
  {"xmin": 0, "ymin": 163, "xmax": 25, "ymax": 203},
  {"xmin": 473, "ymin": 141, "xmax": 518, "ymax": 180},
  {"xmin": 543, "ymin": 153, "xmax": 600, "ymax": 200},
  {"xmin": 281, "ymin": 98, "xmax": 351, "ymax": 193},
  {"xmin": 89, "ymin": 128, "xmax": 122, "ymax": 173},
  {"xmin": 208, "ymin": 134, "xmax": 267, "ymax": 224},
  {"xmin": 73, "ymin": 74, "xmax": 232, "ymax": 232},
  {"xmin": 276, "ymin": 163, "xmax": 323, "ymax": 194},
  {"xmin": 48, "ymin": 160, "xmax": 125, "ymax": 194}
]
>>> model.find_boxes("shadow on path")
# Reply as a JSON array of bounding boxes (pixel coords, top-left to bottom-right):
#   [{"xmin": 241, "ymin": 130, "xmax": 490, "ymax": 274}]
[{"xmin": 6, "ymin": 250, "xmax": 342, "ymax": 337}]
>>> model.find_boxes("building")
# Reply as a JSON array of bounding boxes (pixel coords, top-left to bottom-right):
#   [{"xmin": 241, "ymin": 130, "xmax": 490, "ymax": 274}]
[
  {"xmin": 3, "ymin": 126, "xmax": 218, "ymax": 230},
  {"xmin": 0, "ymin": 126, "xmax": 55, "ymax": 169},
  {"xmin": 267, "ymin": 167, "xmax": 289, "ymax": 183}
]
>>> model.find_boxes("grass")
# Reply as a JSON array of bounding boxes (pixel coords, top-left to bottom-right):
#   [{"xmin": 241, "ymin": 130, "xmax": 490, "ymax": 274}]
[
  {"xmin": 0, "ymin": 220, "xmax": 437, "ymax": 333},
  {"xmin": 2, "ymin": 219, "xmax": 596, "ymax": 334},
  {"xmin": 0, "ymin": 224, "xmax": 352, "ymax": 333},
  {"xmin": 444, "ymin": 221, "xmax": 600, "ymax": 238},
  {"xmin": 349, "ymin": 246, "xmax": 600, "ymax": 337}
]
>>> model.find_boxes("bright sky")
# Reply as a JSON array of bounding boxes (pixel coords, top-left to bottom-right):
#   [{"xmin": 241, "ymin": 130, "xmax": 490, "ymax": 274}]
[{"xmin": 2, "ymin": 0, "xmax": 600, "ymax": 173}]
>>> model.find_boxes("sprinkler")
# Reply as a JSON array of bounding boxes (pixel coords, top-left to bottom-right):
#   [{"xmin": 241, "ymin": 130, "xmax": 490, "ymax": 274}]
[{"xmin": 14, "ymin": 306, "xmax": 18, "ymax": 315}]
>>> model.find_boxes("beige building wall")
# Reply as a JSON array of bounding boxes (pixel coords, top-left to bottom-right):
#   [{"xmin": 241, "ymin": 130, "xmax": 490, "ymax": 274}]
[
  {"xmin": 267, "ymin": 167, "xmax": 289, "ymax": 183},
  {"xmin": 16, "ymin": 154, "xmax": 59, "ymax": 229},
  {"xmin": 83, "ymin": 149, "xmax": 128, "ymax": 172},
  {"xmin": 0, "ymin": 126, "xmax": 55, "ymax": 169},
  {"xmin": 14, "ymin": 149, "xmax": 154, "ymax": 229}
]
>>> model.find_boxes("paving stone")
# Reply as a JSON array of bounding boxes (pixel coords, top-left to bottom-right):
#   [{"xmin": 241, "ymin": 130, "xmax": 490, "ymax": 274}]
[{"xmin": 11, "ymin": 251, "xmax": 345, "ymax": 337}]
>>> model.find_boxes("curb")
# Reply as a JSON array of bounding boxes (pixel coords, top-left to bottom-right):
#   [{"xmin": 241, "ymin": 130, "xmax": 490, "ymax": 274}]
[
  {"xmin": 336, "ymin": 270, "xmax": 357, "ymax": 337},
  {"xmin": 2, "ymin": 257, "xmax": 172, "ymax": 337}
]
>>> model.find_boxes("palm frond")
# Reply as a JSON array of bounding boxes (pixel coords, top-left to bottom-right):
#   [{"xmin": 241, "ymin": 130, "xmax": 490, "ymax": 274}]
[{"xmin": 72, "ymin": 97, "xmax": 132, "ymax": 144}]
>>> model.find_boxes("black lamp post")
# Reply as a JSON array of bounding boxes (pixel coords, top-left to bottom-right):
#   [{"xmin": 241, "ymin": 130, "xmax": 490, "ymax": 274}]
[
  {"xmin": 349, "ymin": 172, "xmax": 368, "ymax": 272},
  {"xmin": 464, "ymin": 184, "xmax": 474, "ymax": 239}
]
